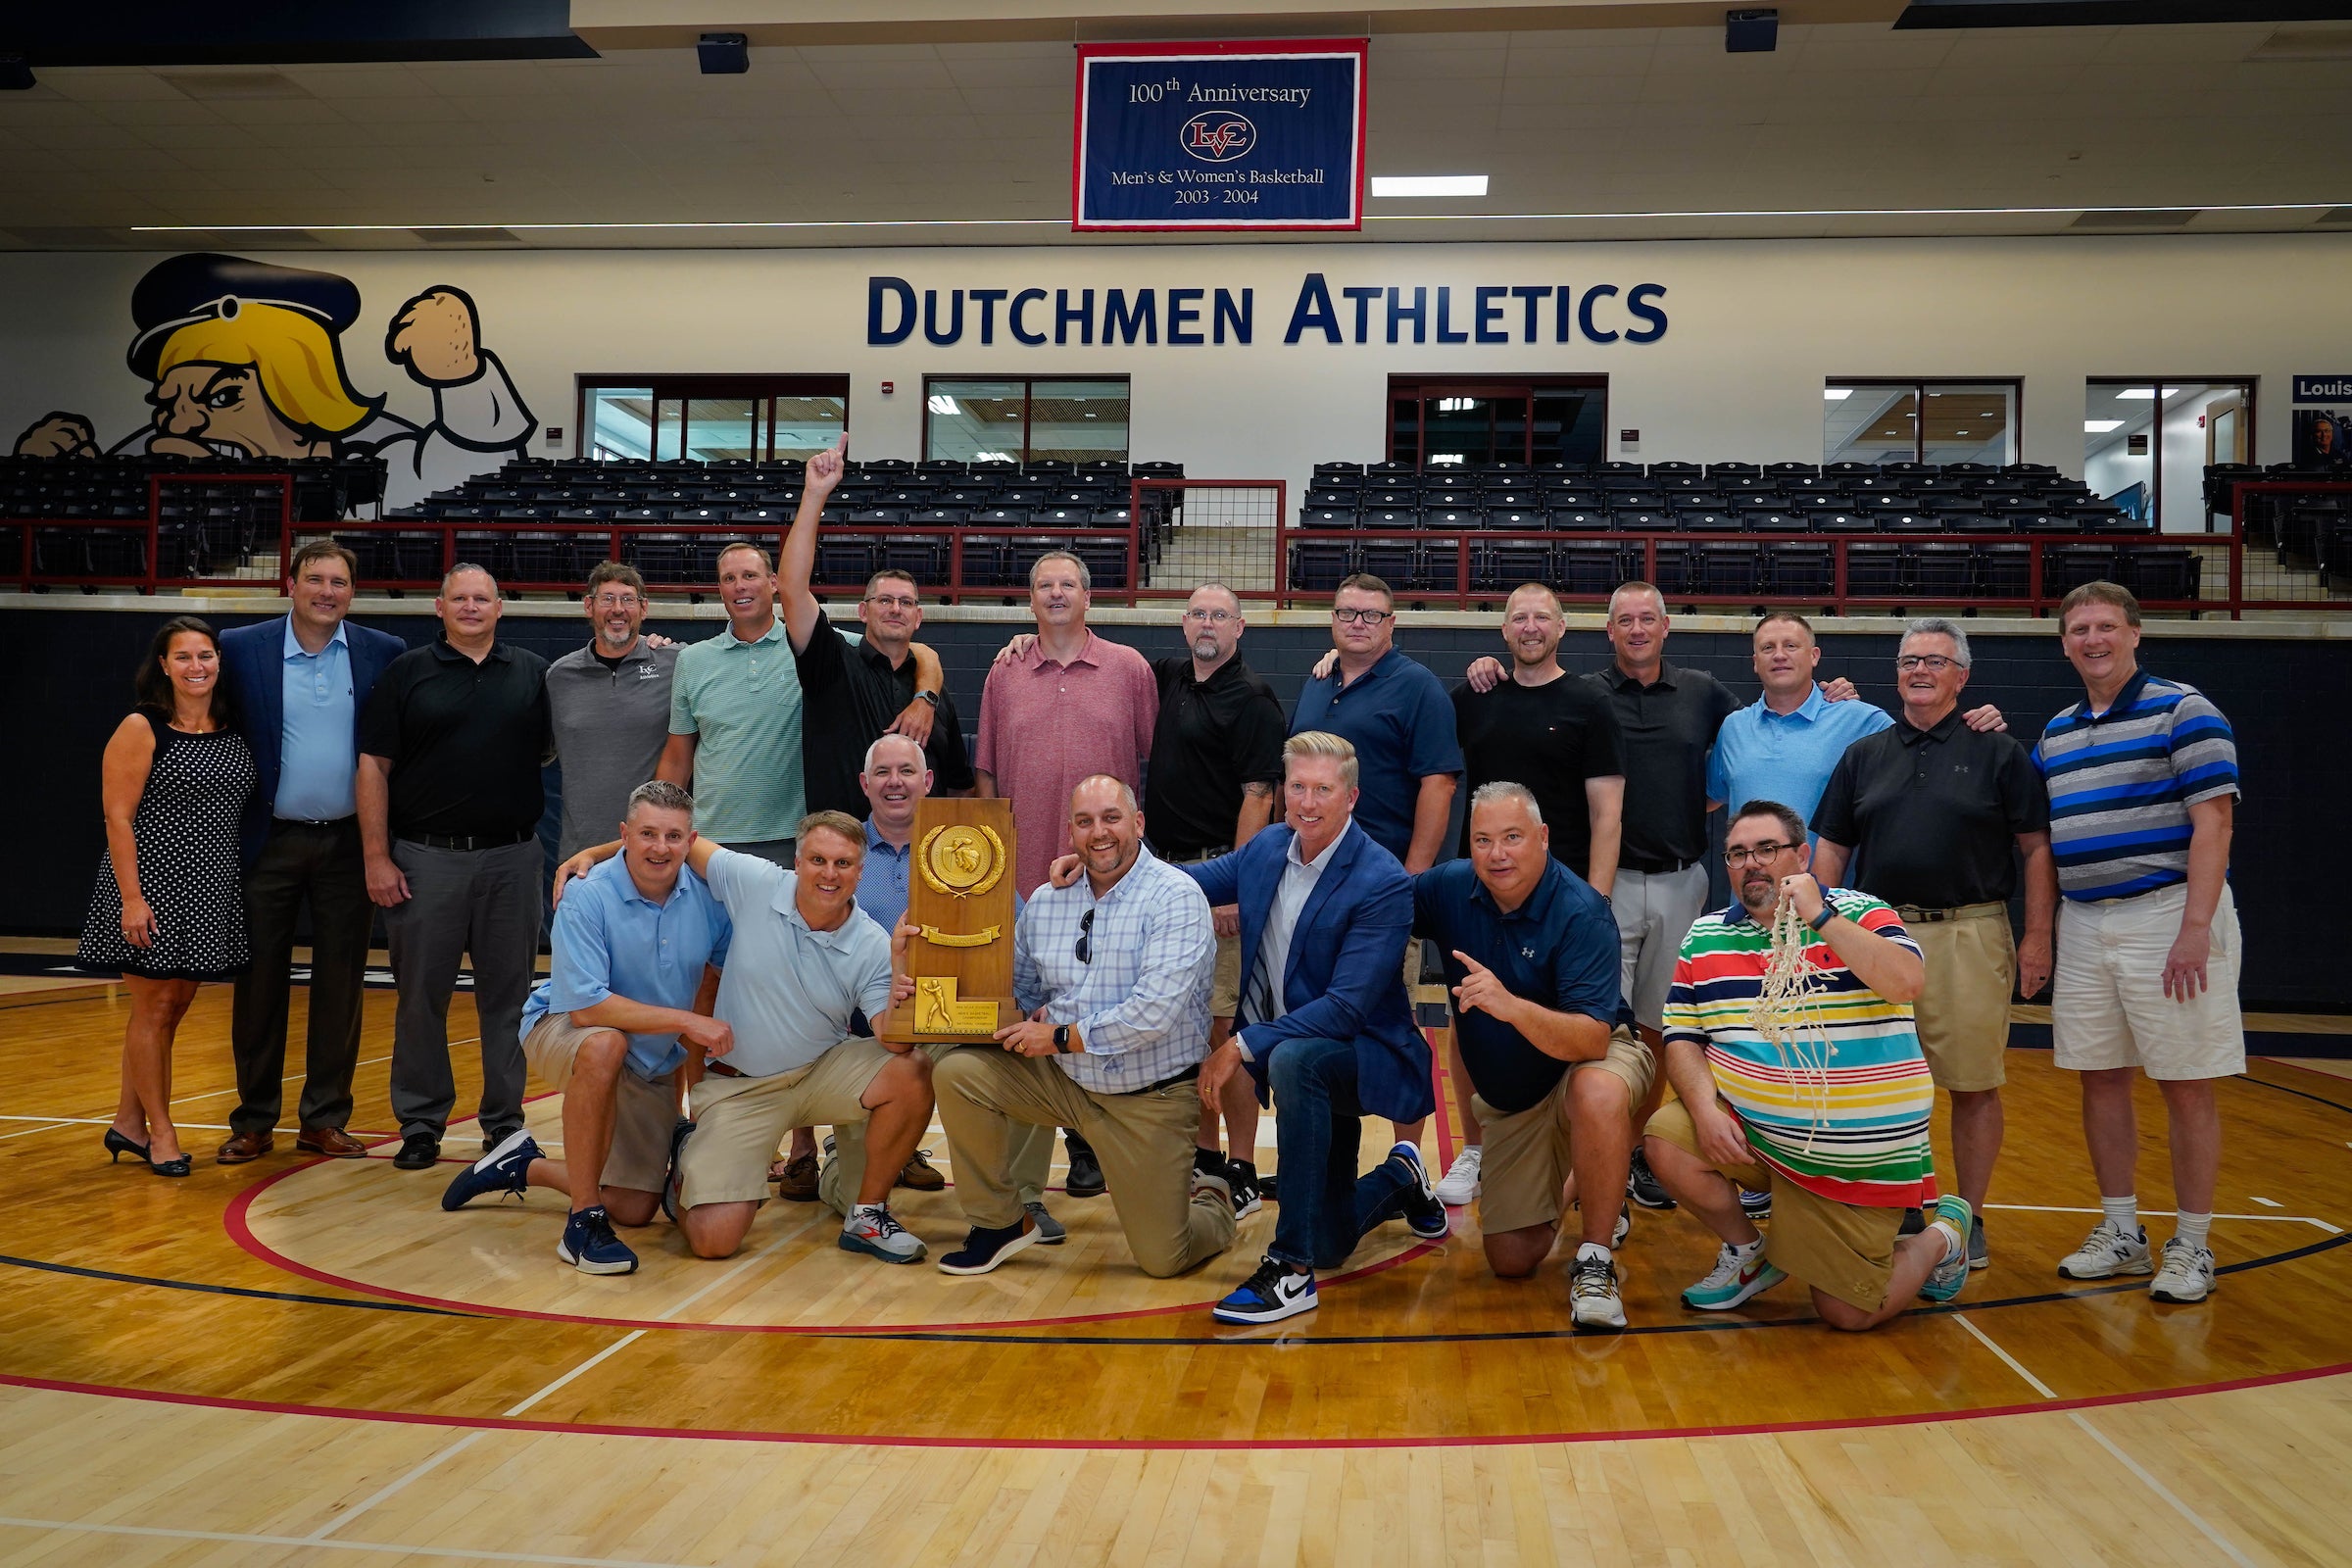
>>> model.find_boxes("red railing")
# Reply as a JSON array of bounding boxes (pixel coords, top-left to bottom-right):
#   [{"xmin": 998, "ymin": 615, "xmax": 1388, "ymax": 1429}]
[
  {"xmin": 2, "ymin": 471, "xmax": 293, "ymax": 593},
  {"xmin": 1132, "ymin": 477, "xmax": 1287, "ymax": 601},
  {"xmin": 2226, "ymin": 479, "xmax": 2352, "ymax": 612}
]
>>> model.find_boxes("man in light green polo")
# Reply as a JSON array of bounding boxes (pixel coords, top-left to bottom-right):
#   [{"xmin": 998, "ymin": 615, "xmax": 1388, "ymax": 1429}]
[{"xmin": 659, "ymin": 540, "xmax": 807, "ymax": 866}]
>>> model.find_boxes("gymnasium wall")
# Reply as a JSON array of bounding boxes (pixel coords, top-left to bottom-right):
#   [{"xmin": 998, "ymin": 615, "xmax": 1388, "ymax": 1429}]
[
  {"xmin": 1, "ymin": 233, "xmax": 2346, "ymax": 514},
  {"xmin": 12, "ymin": 604, "xmax": 2337, "ymax": 1012}
]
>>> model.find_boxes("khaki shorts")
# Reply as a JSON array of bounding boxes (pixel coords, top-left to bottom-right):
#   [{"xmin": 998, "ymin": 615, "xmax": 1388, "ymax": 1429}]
[
  {"xmin": 680, "ymin": 1037, "xmax": 901, "ymax": 1208},
  {"xmin": 1473, "ymin": 1026, "xmax": 1656, "ymax": 1236},
  {"xmin": 2053, "ymin": 883, "xmax": 2245, "ymax": 1081},
  {"xmin": 1899, "ymin": 904, "xmax": 2015, "ymax": 1093},
  {"xmin": 1644, "ymin": 1098, "xmax": 1903, "ymax": 1312},
  {"xmin": 521, "ymin": 1011, "xmax": 679, "ymax": 1194}
]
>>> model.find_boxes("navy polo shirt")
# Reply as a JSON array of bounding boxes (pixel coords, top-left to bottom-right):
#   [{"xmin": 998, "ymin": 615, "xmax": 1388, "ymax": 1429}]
[
  {"xmin": 1291, "ymin": 647, "xmax": 1464, "ymax": 863},
  {"xmin": 1412, "ymin": 858, "xmax": 1627, "ymax": 1115}
]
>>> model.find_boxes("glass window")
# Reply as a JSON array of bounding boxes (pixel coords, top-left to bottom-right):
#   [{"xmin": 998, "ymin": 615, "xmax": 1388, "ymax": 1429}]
[
  {"xmin": 586, "ymin": 386, "xmax": 655, "ymax": 462},
  {"xmin": 576, "ymin": 376, "xmax": 849, "ymax": 462},
  {"xmin": 684, "ymin": 398, "xmax": 758, "ymax": 464},
  {"xmin": 924, "ymin": 377, "xmax": 1129, "ymax": 465},
  {"xmin": 1389, "ymin": 379, "xmax": 1607, "ymax": 467},
  {"xmin": 770, "ymin": 393, "xmax": 848, "ymax": 461},
  {"xmin": 1825, "ymin": 379, "xmax": 2020, "ymax": 466},
  {"xmin": 2086, "ymin": 379, "xmax": 2256, "ymax": 532}
]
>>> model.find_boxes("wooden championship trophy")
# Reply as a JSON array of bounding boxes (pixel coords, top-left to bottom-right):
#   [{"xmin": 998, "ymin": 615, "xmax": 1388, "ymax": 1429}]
[{"xmin": 879, "ymin": 798, "xmax": 1021, "ymax": 1045}]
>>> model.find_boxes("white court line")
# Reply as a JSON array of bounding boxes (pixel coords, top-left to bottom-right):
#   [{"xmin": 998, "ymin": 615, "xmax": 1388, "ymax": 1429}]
[
  {"xmin": 1952, "ymin": 1314, "xmax": 2259, "ymax": 1567},
  {"xmin": 1986, "ymin": 1201, "xmax": 2332, "ymax": 1226},
  {"xmin": 0, "ymin": 1515, "xmax": 699, "ymax": 1568},
  {"xmin": 2249, "ymin": 1196, "xmax": 2283, "ymax": 1208},
  {"xmin": 170, "ymin": 1052, "xmax": 394, "ymax": 1105},
  {"xmin": 0, "ymin": 1115, "xmax": 308, "ymax": 1134},
  {"xmin": 0, "ymin": 1121, "xmax": 76, "ymax": 1143}
]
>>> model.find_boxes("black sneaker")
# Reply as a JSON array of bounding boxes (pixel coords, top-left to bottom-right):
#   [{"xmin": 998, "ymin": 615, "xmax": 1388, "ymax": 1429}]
[
  {"xmin": 1064, "ymin": 1132, "xmax": 1106, "ymax": 1199},
  {"xmin": 392, "ymin": 1133, "xmax": 440, "ymax": 1171},
  {"xmin": 1626, "ymin": 1147, "xmax": 1674, "ymax": 1210},
  {"xmin": 1898, "ymin": 1206, "xmax": 1927, "ymax": 1237},
  {"xmin": 1194, "ymin": 1146, "xmax": 1226, "ymax": 1179},
  {"xmin": 662, "ymin": 1119, "xmax": 694, "ymax": 1224},
  {"xmin": 938, "ymin": 1215, "xmax": 1041, "ymax": 1275},
  {"xmin": 1226, "ymin": 1156, "xmax": 1263, "ymax": 1219}
]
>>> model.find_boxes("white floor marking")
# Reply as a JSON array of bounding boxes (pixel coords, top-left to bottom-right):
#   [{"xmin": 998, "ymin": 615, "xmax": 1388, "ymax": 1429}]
[
  {"xmin": 0, "ymin": 1515, "xmax": 699, "ymax": 1568},
  {"xmin": 2248, "ymin": 1196, "xmax": 2282, "ymax": 1208},
  {"xmin": 0, "ymin": 1121, "xmax": 77, "ymax": 1143},
  {"xmin": 305, "ymin": 1432, "xmax": 486, "ymax": 1540},
  {"xmin": 501, "ymin": 1332, "xmax": 648, "ymax": 1416},
  {"xmin": 0, "ymin": 1114, "xmax": 309, "ymax": 1134},
  {"xmin": 1985, "ymin": 1200, "xmax": 2331, "ymax": 1226},
  {"xmin": 1954, "ymin": 1314, "xmax": 2259, "ymax": 1568},
  {"xmin": 170, "ymin": 1053, "xmax": 394, "ymax": 1106}
]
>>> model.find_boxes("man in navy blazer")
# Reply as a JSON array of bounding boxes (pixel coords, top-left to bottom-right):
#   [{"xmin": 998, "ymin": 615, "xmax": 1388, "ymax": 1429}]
[
  {"xmin": 214, "ymin": 540, "xmax": 408, "ymax": 1164},
  {"xmin": 1181, "ymin": 730, "xmax": 1446, "ymax": 1325}
]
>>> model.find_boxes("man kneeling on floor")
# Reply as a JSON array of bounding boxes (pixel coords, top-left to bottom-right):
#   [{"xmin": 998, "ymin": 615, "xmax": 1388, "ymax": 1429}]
[
  {"xmin": 922, "ymin": 775, "xmax": 1238, "ymax": 1277},
  {"xmin": 1642, "ymin": 800, "xmax": 1972, "ymax": 1331},
  {"xmin": 1412, "ymin": 781, "xmax": 1650, "ymax": 1331},
  {"xmin": 443, "ymin": 781, "xmax": 729, "ymax": 1275},
  {"xmin": 556, "ymin": 808, "xmax": 935, "ymax": 1263}
]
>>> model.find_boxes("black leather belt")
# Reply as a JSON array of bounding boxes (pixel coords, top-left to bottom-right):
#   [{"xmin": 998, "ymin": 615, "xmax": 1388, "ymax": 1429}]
[
  {"xmin": 1134, "ymin": 1063, "xmax": 1203, "ymax": 1096},
  {"xmin": 400, "ymin": 829, "xmax": 535, "ymax": 852},
  {"xmin": 273, "ymin": 815, "xmax": 355, "ymax": 830},
  {"xmin": 1620, "ymin": 854, "xmax": 1698, "ymax": 875},
  {"xmin": 705, "ymin": 1059, "xmax": 745, "ymax": 1078}
]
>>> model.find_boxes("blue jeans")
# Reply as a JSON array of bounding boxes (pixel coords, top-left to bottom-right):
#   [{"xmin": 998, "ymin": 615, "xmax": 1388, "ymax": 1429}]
[{"xmin": 1265, "ymin": 1035, "xmax": 1420, "ymax": 1272}]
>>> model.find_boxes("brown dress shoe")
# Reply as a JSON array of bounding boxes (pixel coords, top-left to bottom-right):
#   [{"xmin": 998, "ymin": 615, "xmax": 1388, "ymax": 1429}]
[
  {"xmin": 772, "ymin": 1151, "xmax": 820, "ymax": 1200},
  {"xmin": 296, "ymin": 1127, "xmax": 368, "ymax": 1158},
  {"xmin": 896, "ymin": 1149, "xmax": 947, "ymax": 1192},
  {"xmin": 215, "ymin": 1130, "xmax": 273, "ymax": 1164}
]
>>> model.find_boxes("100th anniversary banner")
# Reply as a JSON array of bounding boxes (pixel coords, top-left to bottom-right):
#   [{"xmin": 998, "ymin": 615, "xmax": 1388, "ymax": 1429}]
[{"xmin": 1072, "ymin": 39, "xmax": 1368, "ymax": 232}]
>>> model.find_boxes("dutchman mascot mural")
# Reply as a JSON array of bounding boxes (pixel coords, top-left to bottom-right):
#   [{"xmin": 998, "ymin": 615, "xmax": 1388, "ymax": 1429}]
[{"xmin": 12, "ymin": 252, "xmax": 535, "ymax": 514}]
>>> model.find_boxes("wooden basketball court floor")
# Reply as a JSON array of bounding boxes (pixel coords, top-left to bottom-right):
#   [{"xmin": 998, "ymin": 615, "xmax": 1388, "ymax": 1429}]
[{"xmin": 4, "ymin": 983, "xmax": 2352, "ymax": 1566}]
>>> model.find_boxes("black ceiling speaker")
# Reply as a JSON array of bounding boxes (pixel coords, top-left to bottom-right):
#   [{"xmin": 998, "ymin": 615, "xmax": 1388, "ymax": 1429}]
[
  {"xmin": 0, "ymin": 53, "xmax": 35, "ymax": 89},
  {"xmin": 1726, "ymin": 9, "xmax": 1780, "ymax": 52},
  {"xmin": 698, "ymin": 31, "xmax": 749, "ymax": 74}
]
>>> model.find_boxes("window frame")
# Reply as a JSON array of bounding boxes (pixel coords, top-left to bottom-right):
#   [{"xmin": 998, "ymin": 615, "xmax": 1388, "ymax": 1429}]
[
  {"xmin": 1823, "ymin": 376, "xmax": 2024, "ymax": 466},
  {"xmin": 572, "ymin": 373, "xmax": 853, "ymax": 462},
  {"xmin": 1386, "ymin": 375, "xmax": 1610, "ymax": 469},
  {"xmin": 920, "ymin": 374, "xmax": 1133, "ymax": 465},
  {"xmin": 2084, "ymin": 375, "xmax": 2259, "ymax": 533}
]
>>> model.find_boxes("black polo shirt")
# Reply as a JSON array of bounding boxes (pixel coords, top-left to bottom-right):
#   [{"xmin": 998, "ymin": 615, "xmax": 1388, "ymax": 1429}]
[
  {"xmin": 1145, "ymin": 655, "xmax": 1287, "ymax": 858},
  {"xmin": 1590, "ymin": 662, "xmax": 1738, "ymax": 870},
  {"xmin": 1811, "ymin": 706, "xmax": 2050, "ymax": 907},
  {"xmin": 1452, "ymin": 673, "xmax": 1623, "ymax": 874},
  {"xmin": 793, "ymin": 607, "xmax": 976, "ymax": 819},
  {"xmin": 359, "ymin": 636, "xmax": 550, "ymax": 840}
]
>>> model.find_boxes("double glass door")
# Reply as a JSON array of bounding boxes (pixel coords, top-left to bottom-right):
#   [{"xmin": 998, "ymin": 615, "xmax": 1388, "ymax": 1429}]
[{"xmin": 581, "ymin": 377, "xmax": 850, "ymax": 463}]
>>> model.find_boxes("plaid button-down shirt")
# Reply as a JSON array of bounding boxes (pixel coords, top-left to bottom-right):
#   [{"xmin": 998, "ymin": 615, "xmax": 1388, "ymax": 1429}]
[{"xmin": 1012, "ymin": 846, "xmax": 1215, "ymax": 1096}]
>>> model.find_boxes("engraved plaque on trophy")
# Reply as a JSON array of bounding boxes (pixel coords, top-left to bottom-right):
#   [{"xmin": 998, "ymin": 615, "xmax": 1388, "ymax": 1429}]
[{"xmin": 879, "ymin": 798, "xmax": 1021, "ymax": 1045}]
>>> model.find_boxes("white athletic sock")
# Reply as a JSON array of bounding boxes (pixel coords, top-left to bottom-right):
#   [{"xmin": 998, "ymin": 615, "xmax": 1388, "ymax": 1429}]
[
  {"xmin": 2101, "ymin": 1195, "xmax": 2139, "ymax": 1237},
  {"xmin": 1576, "ymin": 1242, "xmax": 1612, "ymax": 1264},
  {"xmin": 1730, "ymin": 1235, "xmax": 1765, "ymax": 1262},
  {"xmin": 2174, "ymin": 1211, "xmax": 2213, "ymax": 1253},
  {"xmin": 849, "ymin": 1202, "xmax": 885, "ymax": 1223}
]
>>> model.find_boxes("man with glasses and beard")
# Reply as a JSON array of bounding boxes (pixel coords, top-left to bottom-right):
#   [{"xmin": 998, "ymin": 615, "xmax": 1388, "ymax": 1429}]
[{"xmin": 547, "ymin": 563, "xmax": 678, "ymax": 863}]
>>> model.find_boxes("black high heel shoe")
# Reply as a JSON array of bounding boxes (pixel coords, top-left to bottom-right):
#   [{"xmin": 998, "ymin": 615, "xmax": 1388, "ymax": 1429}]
[
  {"xmin": 103, "ymin": 1127, "xmax": 152, "ymax": 1165},
  {"xmin": 149, "ymin": 1153, "xmax": 192, "ymax": 1178}
]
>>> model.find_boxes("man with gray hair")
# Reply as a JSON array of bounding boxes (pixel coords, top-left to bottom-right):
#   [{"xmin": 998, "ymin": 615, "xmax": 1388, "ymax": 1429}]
[
  {"xmin": 442, "ymin": 781, "xmax": 730, "ymax": 1277},
  {"xmin": 1811, "ymin": 617, "xmax": 2055, "ymax": 1269}
]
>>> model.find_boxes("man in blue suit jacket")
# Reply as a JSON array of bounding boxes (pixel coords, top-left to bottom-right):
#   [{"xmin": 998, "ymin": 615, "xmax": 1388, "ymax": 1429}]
[
  {"xmin": 214, "ymin": 540, "xmax": 409, "ymax": 1164},
  {"xmin": 1181, "ymin": 730, "xmax": 1446, "ymax": 1325}
]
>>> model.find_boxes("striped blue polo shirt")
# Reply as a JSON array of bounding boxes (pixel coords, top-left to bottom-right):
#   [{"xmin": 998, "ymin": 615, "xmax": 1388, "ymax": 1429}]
[{"xmin": 2031, "ymin": 669, "xmax": 2239, "ymax": 903}]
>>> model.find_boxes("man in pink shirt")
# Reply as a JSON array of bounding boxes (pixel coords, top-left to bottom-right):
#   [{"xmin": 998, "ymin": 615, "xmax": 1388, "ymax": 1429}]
[{"xmin": 974, "ymin": 550, "xmax": 1159, "ymax": 1203}]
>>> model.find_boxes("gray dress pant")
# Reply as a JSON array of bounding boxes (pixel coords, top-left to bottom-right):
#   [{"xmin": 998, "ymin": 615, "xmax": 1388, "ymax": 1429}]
[{"xmin": 384, "ymin": 837, "xmax": 542, "ymax": 1146}]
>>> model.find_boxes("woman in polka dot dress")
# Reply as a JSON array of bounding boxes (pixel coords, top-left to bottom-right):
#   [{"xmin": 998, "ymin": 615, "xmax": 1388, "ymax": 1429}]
[{"xmin": 79, "ymin": 616, "xmax": 256, "ymax": 1177}]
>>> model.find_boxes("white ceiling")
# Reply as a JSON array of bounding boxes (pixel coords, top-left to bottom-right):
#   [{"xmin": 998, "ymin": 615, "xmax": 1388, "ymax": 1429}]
[{"xmin": 2, "ymin": 17, "xmax": 2349, "ymax": 248}]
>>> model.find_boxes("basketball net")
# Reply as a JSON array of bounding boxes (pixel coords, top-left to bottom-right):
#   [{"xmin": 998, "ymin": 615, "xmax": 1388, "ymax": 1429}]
[{"xmin": 1748, "ymin": 891, "xmax": 1836, "ymax": 1147}]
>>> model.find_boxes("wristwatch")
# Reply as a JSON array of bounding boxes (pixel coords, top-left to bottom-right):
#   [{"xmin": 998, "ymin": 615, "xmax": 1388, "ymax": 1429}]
[
  {"xmin": 1808, "ymin": 905, "xmax": 1838, "ymax": 933},
  {"xmin": 1053, "ymin": 1024, "xmax": 1072, "ymax": 1054},
  {"xmin": 914, "ymin": 688, "xmax": 941, "ymax": 709}
]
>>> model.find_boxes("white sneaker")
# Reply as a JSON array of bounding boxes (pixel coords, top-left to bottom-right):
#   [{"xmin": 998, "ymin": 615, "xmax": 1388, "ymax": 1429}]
[
  {"xmin": 2150, "ymin": 1237, "xmax": 2216, "ymax": 1303},
  {"xmin": 1433, "ymin": 1146, "xmax": 1483, "ymax": 1205},
  {"xmin": 2057, "ymin": 1219, "xmax": 2153, "ymax": 1280},
  {"xmin": 1569, "ymin": 1250, "xmax": 1626, "ymax": 1331},
  {"xmin": 838, "ymin": 1205, "xmax": 925, "ymax": 1264}
]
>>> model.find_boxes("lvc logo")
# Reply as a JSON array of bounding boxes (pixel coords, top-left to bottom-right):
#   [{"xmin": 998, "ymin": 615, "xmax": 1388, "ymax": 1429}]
[{"xmin": 1180, "ymin": 112, "xmax": 1255, "ymax": 163}]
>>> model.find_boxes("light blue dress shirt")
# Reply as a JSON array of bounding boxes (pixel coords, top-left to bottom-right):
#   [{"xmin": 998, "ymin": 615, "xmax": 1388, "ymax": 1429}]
[
  {"xmin": 1705, "ymin": 685, "xmax": 1893, "ymax": 840},
  {"xmin": 521, "ymin": 856, "xmax": 733, "ymax": 1080},
  {"xmin": 701, "ymin": 849, "xmax": 893, "ymax": 1078},
  {"xmin": 1014, "ymin": 847, "xmax": 1215, "ymax": 1096},
  {"xmin": 275, "ymin": 619, "xmax": 357, "ymax": 820}
]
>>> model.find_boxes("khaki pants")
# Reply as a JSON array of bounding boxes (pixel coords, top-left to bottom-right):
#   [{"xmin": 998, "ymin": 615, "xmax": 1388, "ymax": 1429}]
[
  {"xmin": 681, "ymin": 1038, "xmax": 897, "ymax": 1209},
  {"xmin": 819, "ymin": 1042, "xmax": 1054, "ymax": 1217},
  {"xmin": 1900, "ymin": 903, "xmax": 2014, "ymax": 1093},
  {"xmin": 934, "ymin": 1050, "xmax": 1237, "ymax": 1279}
]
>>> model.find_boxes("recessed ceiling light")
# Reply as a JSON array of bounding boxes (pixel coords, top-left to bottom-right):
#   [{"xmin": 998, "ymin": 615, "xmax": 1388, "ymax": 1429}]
[
  {"xmin": 926, "ymin": 394, "xmax": 957, "ymax": 416},
  {"xmin": 1823, "ymin": 388, "xmax": 1853, "ymax": 402},
  {"xmin": 2085, "ymin": 419, "xmax": 2126, "ymax": 433},
  {"xmin": 1955, "ymin": 429, "xmax": 1970, "ymax": 435},
  {"xmin": 2116, "ymin": 387, "xmax": 2157, "ymax": 399},
  {"xmin": 1370, "ymin": 175, "xmax": 1490, "ymax": 198}
]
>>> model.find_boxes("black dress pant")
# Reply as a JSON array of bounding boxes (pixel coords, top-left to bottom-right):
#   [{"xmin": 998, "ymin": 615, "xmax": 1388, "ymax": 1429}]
[{"xmin": 229, "ymin": 819, "xmax": 372, "ymax": 1137}]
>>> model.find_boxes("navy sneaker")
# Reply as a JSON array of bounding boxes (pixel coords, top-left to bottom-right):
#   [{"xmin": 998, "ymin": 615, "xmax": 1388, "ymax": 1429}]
[
  {"xmin": 557, "ymin": 1205, "xmax": 639, "ymax": 1275},
  {"xmin": 1740, "ymin": 1186, "xmax": 1773, "ymax": 1224},
  {"xmin": 1213, "ymin": 1255, "xmax": 1318, "ymax": 1324},
  {"xmin": 1390, "ymin": 1142, "xmax": 1449, "ymax": 1241},
  {"xmin": 938, "ymin": 1216, "xmax": 1042, "ymax": 1275},
  {"xmin": 440, "ymin": 1128, "xmax": 539, "ymax": 1211},
  {"xmin": 662, "ymin": 1119, "xmax": 694, "ymax": 1224}
]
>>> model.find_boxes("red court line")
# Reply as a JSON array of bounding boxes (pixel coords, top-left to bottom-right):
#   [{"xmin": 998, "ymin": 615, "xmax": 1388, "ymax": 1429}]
[{"xmin": 9, "ymin": 1358, "xmax": 2350, "ymax": 1452}]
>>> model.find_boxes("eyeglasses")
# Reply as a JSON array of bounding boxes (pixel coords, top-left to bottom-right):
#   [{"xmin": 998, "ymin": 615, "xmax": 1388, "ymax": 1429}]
[
  {"xmin": 1723, "ymin": 842, "xmax": 1797, "ymax": 866},
  {"xmin": 1075, "ymin": 907, "xmax": 1094, "ymax": 964},
  {"xmin": 864, "ymin": 593, "xmax": 920, "ymax": 611},
  {"xmin": 1181, "ymin": 609, "xmax": 1237, "ymax": 624},
  {"xmin": 1332, "ymin": 608, "xmax": 1394, "ymax": 626},
  {"xmin": 1895, "ymin": 655, "xmax": 1960, "ymax": 672}
]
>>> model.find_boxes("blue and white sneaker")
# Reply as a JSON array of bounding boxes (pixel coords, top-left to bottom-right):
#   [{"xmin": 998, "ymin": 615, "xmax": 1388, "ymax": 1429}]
[
  {"xmin": 1740, "ymin": 1186, "xmax": 1772, "ymax": 1224},
  {"xmin": 1212, "ymin": 1254, "xmax": 1319, "ymax": 1324},
  {"xmin": 1919, "ymin": 1196, "xmax": 1974, "ymax": 1304},
  {"xmin": 1391, "ymin": 1142, "xmax": 1449, "ymax": 1241},
  {"xmin": 439, "ymin": 1128, "xmax": 539, "ymax": 1211},
  {"xmin": 557, "ymin": 1205, "xmax": 639, "ymax": 1275},
  {"xmin": 662, "ymin": 1119, "xmax": 693, "ymax": 1224}
]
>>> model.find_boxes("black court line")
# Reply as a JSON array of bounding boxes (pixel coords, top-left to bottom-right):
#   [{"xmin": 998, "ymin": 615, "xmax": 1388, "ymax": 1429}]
[
  {"xmin": 0, "ymin": 1252, "xmax": 474, "ymax": 1317},
  {"xmin": 2239, "ymin": 1069, "xmax": 2352, "ymax": 1117}
]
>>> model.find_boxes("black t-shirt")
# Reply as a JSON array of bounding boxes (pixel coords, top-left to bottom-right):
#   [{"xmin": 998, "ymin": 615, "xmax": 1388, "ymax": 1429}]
[
  {"xmin": 1592, "ymin": 662, "xmax": 1738, "ymax": 869},
  {"xmin": 1144, "ymin": 655, "xmax": 1288, "ymax": 858},
  {"xmin": 591, "ymin": 649, "xmax": 628, "ymax": 672},
  {"xmin": 1451, "ymin": 673, "xmax": 1623, "ymax": 874},
  {"xmin": 1811, "ymin": 708, "xmax": 2050, "ymax": 907},
  {"xmin": 358, "ymin": 637, "xmax": 550, "ymax": 839},
  {"xmin": 792, "ymin": 607, "xmax": 976, "ymax": 819}
]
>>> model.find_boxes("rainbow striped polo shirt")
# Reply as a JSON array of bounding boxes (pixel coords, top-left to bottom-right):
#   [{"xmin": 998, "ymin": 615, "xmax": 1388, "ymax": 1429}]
[{"xmin": 1662, "ymin": 889, "xmax": 1938, "ymax": 1209}]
